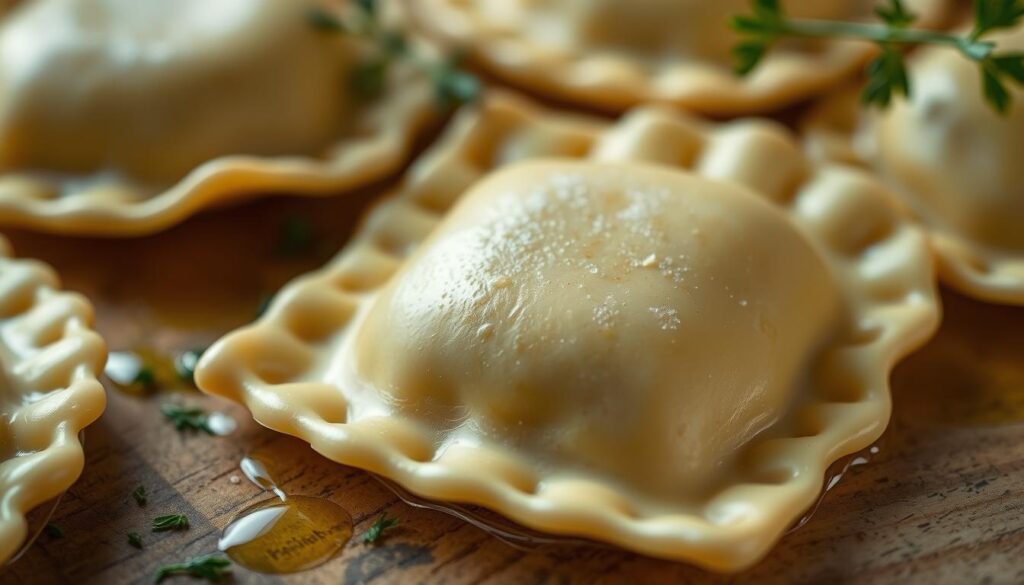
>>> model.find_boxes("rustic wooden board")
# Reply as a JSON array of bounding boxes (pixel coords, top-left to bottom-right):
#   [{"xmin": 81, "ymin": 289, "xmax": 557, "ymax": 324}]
[{"xmin": 4, "ymin": 188, "xmax": 1024, "ymax": 585}]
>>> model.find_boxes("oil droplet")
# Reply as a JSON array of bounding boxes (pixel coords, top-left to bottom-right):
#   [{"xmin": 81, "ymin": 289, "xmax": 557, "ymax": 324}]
[
  {"xmin": 218, "ymin": 496, "xmax": 353, "ymax": 574},
  {"xmin": 206, "ymin": 412, "xmax": 238, "ymax": 436},
  {"xmin": 225, "ymin": 454, "xmax": 354, "ymax": 574},
  {"xmin": 240, "ymin": 455, "xmax": 287, "ymax": 501},
  {"xmin": 787, "ymin": 442, "xmax": 882, "ymax": 534}
]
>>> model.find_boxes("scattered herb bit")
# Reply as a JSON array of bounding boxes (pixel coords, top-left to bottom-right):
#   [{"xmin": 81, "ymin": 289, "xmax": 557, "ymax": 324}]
[
  {"xmin": 732, "ymin": 0, "xmax": 1024, "ymax": 113},
  {"xmin": 43, "ymin": 523, "xmax": 63, "ymax": 539},
  {"xmin": 356, "ymin": 0, "xmax": 377, "ymax": 17},
  {"xmin": 161, "ymin": 404, "xmax": 214, "ymax": 434},
  {"xmin": 307, "ymin": 7, "xmax": 345, "ymax": 33},
  {"xmin": 152, "ymin": 513, "xmax": 190, "ymax": 532},
  {"xmin": 276, "ymin": 214, "xmax": 317, "ymax": 257},
  {"xmin": 350, "ymin": 56, "xmax": 391, "ymax": 98},
  {"xmin": 132, "ymin": 485, "xmax": 148, "ymax": 507},
  {"xmin": 360, "ymin": 513, "xmax": 399, "ymax": 544},
  {"xmin": 128, "ymin": 532, "xmax": 143, "ymax": 549},
  {"xmin": 134, "ymin": 366, "xmax": 158, "ymax": 392},
  {"xmin": 432, "ymin": 58, "xmax": 483, "ymax": 109},
  {"xmin": 307, "ymin": 3, "xmax": 480, "ymax": 107},
  {"xmin": 173, "ymin": 347, "xmax": 206, "ymax": 385},
  {"xmin": 154, "ymin": 555, "xmax": 231, "ymax": 583}
]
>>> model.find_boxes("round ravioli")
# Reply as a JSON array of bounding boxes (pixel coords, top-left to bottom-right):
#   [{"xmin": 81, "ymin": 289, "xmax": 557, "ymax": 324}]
[
  {"xmin": 196, "ymin": 93, "xmax": 939, "ymax": 571},
  {"xmin": 405, "ymin": 0, "xmax": 951, "ymax": 114},
  {"xmin": 0, "ymin": 0, "xmax": 437, "ymax": 235},
  {"xmin": 805, "ymin": 26, "xmax": 1024, "ymax": 305}
]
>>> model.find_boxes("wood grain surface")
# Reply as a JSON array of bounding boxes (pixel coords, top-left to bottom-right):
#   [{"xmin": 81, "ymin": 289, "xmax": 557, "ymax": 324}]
[{"xmin": 3, "ymin": 185, "xmax": 1024, "ymax": 585}]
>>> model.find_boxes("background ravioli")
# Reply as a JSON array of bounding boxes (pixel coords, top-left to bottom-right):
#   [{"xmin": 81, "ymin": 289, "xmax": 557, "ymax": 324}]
[
  {"xmin": 0, "ymin": 0, "xmax": 437, "ymax": 235},
  {"xmin": 405, "ymin": 0, "xmax": 952, "ymax": 114},
  {"xmin": 804, "ymin": 25, "xmax": 1024, "ymax": 305}
]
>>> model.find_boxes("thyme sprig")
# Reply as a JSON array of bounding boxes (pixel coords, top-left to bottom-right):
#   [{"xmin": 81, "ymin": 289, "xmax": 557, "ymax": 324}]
[
  {"xmin": 152, "ymin": 513, "xmax": 190, "ymax": 532},
  {"xmin": 154, "ymin": 555, "xmax": 231, "ymax": 583},
  {"xmin": 733, "ymin": 0, "xmax": 1024, "ymax": 113},
  {"xmin": 309, "ymin": 0, "xmax": 480, "ymax": 106},
  {"xmin": 161, "ymin": 404, "xmax": 215, "ymax": 435}
]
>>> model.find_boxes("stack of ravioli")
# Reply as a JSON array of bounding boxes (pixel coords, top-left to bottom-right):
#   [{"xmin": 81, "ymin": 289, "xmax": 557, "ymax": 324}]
[{"xmin": 0, "ymin": 0, "xmax": 1018, "ymax": 573}]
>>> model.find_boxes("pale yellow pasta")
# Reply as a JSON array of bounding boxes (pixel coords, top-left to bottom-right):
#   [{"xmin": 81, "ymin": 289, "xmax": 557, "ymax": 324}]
[
  {"xmin": 0, "ymin": 0, "xmax": 436, "ymax": 235},
  {"xmin": 196, "ymin": 92, "xmax": 939, "ymax": 571},
  {"xmin": 406, "ymin": 0, "xmax": 952, "ymax": 114},
  {"xmin": 0, "ymin": 236, "xmax": 106, "ymax": 564},
  {"xmin": 804, "ymin": 26, "xmax": 1024, "ymax": 305}
]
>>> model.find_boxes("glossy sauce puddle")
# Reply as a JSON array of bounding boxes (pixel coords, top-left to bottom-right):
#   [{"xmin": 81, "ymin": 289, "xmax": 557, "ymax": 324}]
[{"xmin": 218, "ymin": 452, "xmax": 353, "ymax": 574}]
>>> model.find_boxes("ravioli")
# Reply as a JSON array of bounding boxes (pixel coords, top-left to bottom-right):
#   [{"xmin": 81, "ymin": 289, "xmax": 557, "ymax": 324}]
[
  {"xmin": 0, "ymin": 237, "xmax": 106, "ymax": 564},
  {"xmin": 804, "ymin": 26, "xmax": 1024, "ymax": 305},
  {"xmin": 196, "ymin": 93, "xmax": 940, "ymax": 571},
  {"xmin": 0, "ymin": 0, "xmax": 436, "ymax": 235},
  {"xmin": 356, "ymin": 160, "xmax": 843, "ymax": 503},
  {"xmin": 406, "ymin": 0, "xmax": 951, "ymax": 114}
]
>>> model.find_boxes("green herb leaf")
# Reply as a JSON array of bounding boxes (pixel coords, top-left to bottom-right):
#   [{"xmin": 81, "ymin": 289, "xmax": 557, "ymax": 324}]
[
  {"xmin": 307, "ymin": 7, "xmax": 345, "ymax": 33},
  {"xmin": 355, "ymin": 0, "xmax": 377, "ymax": 17},
  {"xmin": 155, "ymin": 555, "xmax": 231, "ymax": 583},
  {"xmin": 132, "ymin": 485, "xmax": 148, "ymax": 507},
  {"xmin": 875, "ymin": 0, "xmax": 917, "ymax": 28},
  {"xmin": 972, "ymin": 0, "xmax": 1024, "ymax": 39},
  {"xmin": 152, "ymin": 513, "xmax": 190, "ymax": 532},
  {"xmin": 751, "ymin": 0, "xmax": 782, "ymax": 20},
  {"xmin": 306, "ymin": 0, "xmax": 478, "ymax": 111},
  {"xmin": 350, "ymin": 57, "xmax": 390, "ymax": 99},
  {"xmin": 982, "ymin": 60, "xmax": 1013, "ymax": 113},
  {"xmin": 992, "ymin": 52, "xmax": 1024, "ymax": 82},
  {"xmin": 732, "ymin": 40, "xmax": 769, "ymax": 76},
  {"xmin": 732, "ymin": 0, "xmax": 1023, "ymax": 114},
  {"xmin": 134, "ymin": 367, "xmax": 157, "ymax": 392},
  {"xmin": 44, "ymin": 523, "xmax": 63, "ymax": 539},
  {"xmin": 861, "ymin": 46, "xmax": 911, "ymax": 108},
  {"xmin": 360, "ymin": 513, "xmax": 399, "ymax": 544},
  {"xmin": 433, "ymin": 63, "xmax": 482, "ymax": 108},
  {"xmin": 128, "ymin": 532, "xmax": 143, "ymax": 549},
  {"xmin": 161, "ymin": 404, "xmax": 214, "ymax": 434}
]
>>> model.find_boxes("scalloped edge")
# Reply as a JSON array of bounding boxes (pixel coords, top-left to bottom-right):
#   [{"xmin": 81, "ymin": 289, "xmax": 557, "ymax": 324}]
[
  {"xmin": 0, "ymin": 3, "xmax": 439, "ymax": 237},
  {"xmin": 803, "ymin": 84, "xmax": 1024, "ymax": 306},
  {"xmin": 196, "ymin": 91, "xmax": 940, "ymax": 571},
  {"xmin": 403, "ymin": 0, "xmax": 953, "ymax": 115},
  {"xmin": 0, "ymin": 236, "xmax": 107, "ymax": 564}
]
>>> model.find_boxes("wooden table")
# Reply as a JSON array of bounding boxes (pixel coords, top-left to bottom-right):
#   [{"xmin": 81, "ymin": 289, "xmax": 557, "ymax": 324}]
[{"xmin": 5, "ymin": 186, "xmax": 1024, "ymax": 584}]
